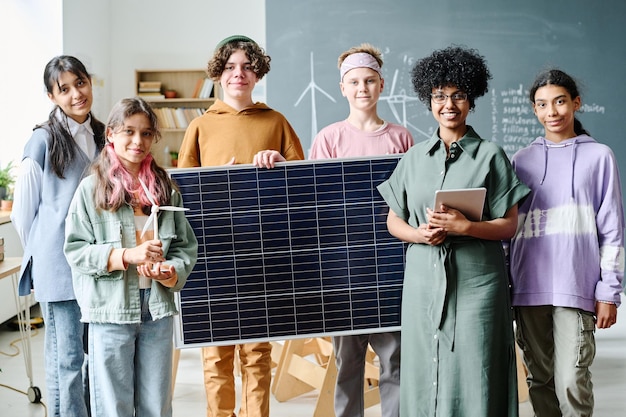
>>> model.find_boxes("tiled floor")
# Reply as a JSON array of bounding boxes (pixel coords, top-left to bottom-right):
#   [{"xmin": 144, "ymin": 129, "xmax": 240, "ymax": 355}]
[{"xmin": 1, "ymin": 299, "xmax": 624, "ymax": 416}]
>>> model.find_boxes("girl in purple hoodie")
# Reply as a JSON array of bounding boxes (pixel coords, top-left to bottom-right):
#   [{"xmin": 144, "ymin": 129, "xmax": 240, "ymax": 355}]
[{"xmin": 509, "ymin": 69, "xmax": 624, "ymax": 416}]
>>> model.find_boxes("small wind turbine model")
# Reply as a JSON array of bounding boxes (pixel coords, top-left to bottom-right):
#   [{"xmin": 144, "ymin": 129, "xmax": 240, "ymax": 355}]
[{"xmin": 139, "ymin": 178, "xmax": 189, "ymax": 271}]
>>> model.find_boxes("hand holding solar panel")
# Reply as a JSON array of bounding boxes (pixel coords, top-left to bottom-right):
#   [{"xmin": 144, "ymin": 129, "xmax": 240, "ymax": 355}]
[{"xmin": 252, "ymin": 149, "xmax": 286, "ymax": 169}]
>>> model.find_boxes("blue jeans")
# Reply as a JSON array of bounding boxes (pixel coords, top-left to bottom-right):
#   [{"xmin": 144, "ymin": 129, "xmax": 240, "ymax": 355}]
[
  {"xmin": 41, "ymin": 300, "xmax": 90, "ymax": 417},
  {"xmin": 88, "ymin": 289, "xmax": 174, "ymax": 417}
]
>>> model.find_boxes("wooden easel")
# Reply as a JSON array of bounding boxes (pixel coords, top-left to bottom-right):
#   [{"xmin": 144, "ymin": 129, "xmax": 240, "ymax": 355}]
[
  {"xmin": 270, "ymin": 337, "xmax": 528, "ymax": 415},
  {"xmin": 516, "ymin": 344, "xmax": 529, "ymax": 402},
  {"xmin": 173, "ymin": 338, "xmax": 527, "ymax": 408},
  {"xmin": 271, "ymin": 337, "xmax": 380, "ymax": 417}
]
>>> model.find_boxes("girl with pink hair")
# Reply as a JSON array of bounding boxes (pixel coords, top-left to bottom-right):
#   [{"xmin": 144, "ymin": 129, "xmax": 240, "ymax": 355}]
[{"xmin": 64, "ymin": 97, "xmax": 197, "ymax": 417}]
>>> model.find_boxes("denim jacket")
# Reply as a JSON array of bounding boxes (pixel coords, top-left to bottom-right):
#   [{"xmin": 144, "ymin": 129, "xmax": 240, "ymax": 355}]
[{"xmin": 64, "ymin": 174, "xmax": 198, "ymax": 324}]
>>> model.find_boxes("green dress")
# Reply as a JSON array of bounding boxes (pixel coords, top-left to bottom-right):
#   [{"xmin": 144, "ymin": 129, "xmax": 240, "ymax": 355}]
[{"xmin": 377, "ymin": 127, "xmax": 530, "ymax": 417}]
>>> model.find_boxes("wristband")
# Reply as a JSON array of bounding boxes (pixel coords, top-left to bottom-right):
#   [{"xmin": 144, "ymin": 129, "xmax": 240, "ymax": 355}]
[{"xmin": 121, "ymin": 249, "xmax": 128, "ymax": 270}]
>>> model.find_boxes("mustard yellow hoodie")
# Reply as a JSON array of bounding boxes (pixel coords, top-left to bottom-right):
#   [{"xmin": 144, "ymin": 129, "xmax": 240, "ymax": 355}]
[{"xmin": 178, "ymin": 99, "xmax": 304, "ymax": 167}]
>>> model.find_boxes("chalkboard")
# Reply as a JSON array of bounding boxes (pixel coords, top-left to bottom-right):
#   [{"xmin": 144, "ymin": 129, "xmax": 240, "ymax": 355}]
[{"xmin": 267, "ymin": 0, "xmax": 626, "ymax": 197}]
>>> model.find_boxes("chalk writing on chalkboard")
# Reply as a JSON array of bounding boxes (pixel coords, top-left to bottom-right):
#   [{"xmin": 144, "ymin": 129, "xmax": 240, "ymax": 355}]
[
  {"xmin": 490, "ymin": 84, "xmax": 541, "ymax": 157},
  {"xmin": 268, "ymin": 0, "xmax": 623, "ymax": 201},
  {"xmin": 490, "ymin": 84, "xmax": 608, "ymax": 158},
  {"xmin": 281, "ymin": 47, "xmax": 609, "ymax": 161}
]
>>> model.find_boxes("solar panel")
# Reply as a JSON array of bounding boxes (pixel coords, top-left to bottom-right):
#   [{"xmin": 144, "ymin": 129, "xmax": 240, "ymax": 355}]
[{"xmin": 170, "ymin": 155, "xmax": 406, "ymax": 348}]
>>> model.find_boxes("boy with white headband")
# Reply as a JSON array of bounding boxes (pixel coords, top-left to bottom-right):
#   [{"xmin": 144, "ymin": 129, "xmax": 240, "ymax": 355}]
[{"xmin": 310, "ymin": 43, "xmax": 413, "ymax": 417}]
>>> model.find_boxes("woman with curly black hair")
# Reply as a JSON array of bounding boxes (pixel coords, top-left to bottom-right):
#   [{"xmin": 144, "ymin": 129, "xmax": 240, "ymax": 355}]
[{"xmin": 377, "ymin": 45, "xmax": 530, "ymax": 416}]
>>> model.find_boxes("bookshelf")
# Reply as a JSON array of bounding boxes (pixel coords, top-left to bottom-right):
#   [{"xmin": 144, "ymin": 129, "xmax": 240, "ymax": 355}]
[{"xmin": 135, "ymin": 69, "xmax": 220, "ymax": 166}]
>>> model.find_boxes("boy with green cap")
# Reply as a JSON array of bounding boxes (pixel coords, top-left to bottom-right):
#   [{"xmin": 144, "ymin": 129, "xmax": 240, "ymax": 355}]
[{"xmin": 178, "ymin": 35, "xmax": 304, "ymax": 417}]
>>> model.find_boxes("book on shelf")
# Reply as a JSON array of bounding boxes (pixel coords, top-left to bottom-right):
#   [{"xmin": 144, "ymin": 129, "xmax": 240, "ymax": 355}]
[
  {"xmin": 192, "ymin": 78, "xmax": 204, "ymax": 98},
  {"xmin": 157, "ymin": 107, "xmax": 177, "ymax": 129},
  {"xmin": 153, "ymin": 108, "xmax": 167, "ymax": 129},
  {"xmin": 138, "ymin": 81, "xmax": 162, "ymax": 92},
  {"xmin": 174, "ymin": 108, "xmax": 188, "ymax": 129},
  {"xmin": 138, "ymin": 92, "xmax": 165, "ymax": 99},
  {"xmin": 166, "ymin": 108, "xmax": 177, "ymax": 129},
  {"xmin": 198, "ymin": 78, "xmax": 214, "ymax": 99},
  {"xmin": 185, "ymin": 107, "xmax": 205, "ymax": 121},
  {"xmin": 155, "ymin": 107, "xmax": 207, "ymax": 129},
  {"xmin": 153, "ymin": 108, "xmax": 163, "ymax": 128}
]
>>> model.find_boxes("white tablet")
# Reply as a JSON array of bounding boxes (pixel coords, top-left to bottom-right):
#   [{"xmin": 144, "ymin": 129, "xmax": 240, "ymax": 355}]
[{"xmin": 433, "ymin": 187, "xmax": 486, "ymax": 221}]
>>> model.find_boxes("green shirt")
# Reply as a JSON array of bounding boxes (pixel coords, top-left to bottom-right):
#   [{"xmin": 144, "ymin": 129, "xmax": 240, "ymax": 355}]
[{"xmin": 377, "ymin": 126, "xmax": 529, "ymax": 417}]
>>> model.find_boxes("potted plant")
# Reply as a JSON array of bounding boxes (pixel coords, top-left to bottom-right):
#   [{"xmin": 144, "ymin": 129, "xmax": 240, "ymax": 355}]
[
  {"xmin": 1, "ymin": 187, "xmax": 13, "ymax": 211},
  {"xmin": 0, "ymin": 160, "xmax": 16, "ymax": 205},
  {"xmin": 170, "ymin": 151, "xmax": 179, "ymax": 167}
]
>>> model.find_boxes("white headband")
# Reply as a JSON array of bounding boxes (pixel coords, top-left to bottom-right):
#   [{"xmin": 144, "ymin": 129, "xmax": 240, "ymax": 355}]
[{"xmin": 340, "ymin": 52, "xmax": 382, "ymax": 81}]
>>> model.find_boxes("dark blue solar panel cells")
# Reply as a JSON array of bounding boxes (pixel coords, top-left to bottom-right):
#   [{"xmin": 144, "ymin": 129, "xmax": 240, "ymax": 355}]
[{"xmin": 171, "ymin": 156, "xmax": 406, "ymax": 347}]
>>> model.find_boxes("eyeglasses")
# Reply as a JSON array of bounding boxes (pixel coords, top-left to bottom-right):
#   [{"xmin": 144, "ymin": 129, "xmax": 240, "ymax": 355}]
[{"xmin": 431, "ymin": 92, "xmax": 468, "ymax": 104}]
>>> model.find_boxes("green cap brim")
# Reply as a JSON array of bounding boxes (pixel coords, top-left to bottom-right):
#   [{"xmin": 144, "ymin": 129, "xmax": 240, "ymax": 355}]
[{"xmin": 215, "ymin": 35, "xmax": 257, "ymax": 53}]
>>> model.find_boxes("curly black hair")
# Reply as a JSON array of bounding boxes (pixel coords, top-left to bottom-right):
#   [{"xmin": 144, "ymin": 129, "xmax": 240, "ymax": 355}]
[{"xmin": 411, "ymin": 45, "xmax": 491, "ymax": 111}]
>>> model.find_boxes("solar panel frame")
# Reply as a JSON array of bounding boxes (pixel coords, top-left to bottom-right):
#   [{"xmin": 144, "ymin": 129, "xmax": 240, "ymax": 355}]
[{"xmin": 170, "ymin": 155, "xmax": 406, "ymax": 348}]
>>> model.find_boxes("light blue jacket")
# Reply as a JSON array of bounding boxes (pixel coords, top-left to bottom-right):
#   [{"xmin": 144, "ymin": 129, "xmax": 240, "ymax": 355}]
[
  {"xmin": 64, "ymin": 174, "xmax": 198, "ymax": 324},
  {"xmin": 16, "ymin": 127, "xmax": 96, "ymax": 299}
]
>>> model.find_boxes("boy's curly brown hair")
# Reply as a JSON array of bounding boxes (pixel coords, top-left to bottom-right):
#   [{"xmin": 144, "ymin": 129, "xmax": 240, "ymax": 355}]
[{"xmin": 207, "ymin": 40, "xmax": 271, "ymax": 81}]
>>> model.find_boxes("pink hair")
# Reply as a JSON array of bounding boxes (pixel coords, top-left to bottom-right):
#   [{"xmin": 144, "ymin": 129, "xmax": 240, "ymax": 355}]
[{"xmin": 105, "ymin": 143, "xmax": 161, "ymax": 207}]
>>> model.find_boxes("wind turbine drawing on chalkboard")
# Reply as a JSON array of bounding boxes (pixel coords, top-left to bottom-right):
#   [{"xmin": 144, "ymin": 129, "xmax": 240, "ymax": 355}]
[
  {"xmin": 294, "ymin": 51, "xmax": 336, "ymax": 142},
  {"xmin": 379, "ymin": 68, "xmax": 430, "ymax": 139}
]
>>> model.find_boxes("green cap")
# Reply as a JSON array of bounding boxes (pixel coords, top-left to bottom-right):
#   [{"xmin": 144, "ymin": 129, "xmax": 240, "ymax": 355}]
[{"xmin": 215, "ymin": 35, "xmax": 257, "ymax": 52}]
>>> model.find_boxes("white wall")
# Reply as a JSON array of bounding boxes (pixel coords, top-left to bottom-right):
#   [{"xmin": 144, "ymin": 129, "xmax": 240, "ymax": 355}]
[
  {"xmin": 0, "ymin": 0, "xmax": 63, "ymax": 169},
  {"xmin": 1, "ymin": 0, "xmax": 266, "ymax": 169},
  {"xmin": 64, "ymin": 0, "xmax": 267, "ymax": 118},
  {"xmin": 61, "ymin": 0, "xmax": 110, "ymax": 120}
]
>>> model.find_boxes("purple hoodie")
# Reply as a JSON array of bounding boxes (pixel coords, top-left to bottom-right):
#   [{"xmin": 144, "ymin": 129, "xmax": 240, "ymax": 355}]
[{"xmin": 509, "ymin": 135, "xmax": 624, "ymax": 312}]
